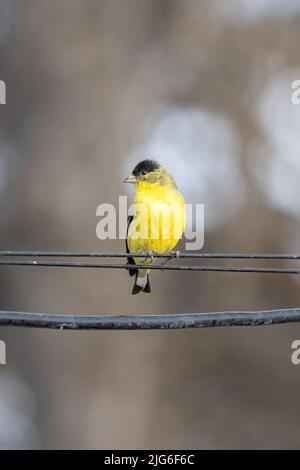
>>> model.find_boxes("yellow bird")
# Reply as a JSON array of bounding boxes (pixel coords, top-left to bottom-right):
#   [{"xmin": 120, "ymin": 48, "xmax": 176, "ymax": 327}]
[{"xmin": 124, "ymin": 159, "xmax": 185, "ymax": 295}]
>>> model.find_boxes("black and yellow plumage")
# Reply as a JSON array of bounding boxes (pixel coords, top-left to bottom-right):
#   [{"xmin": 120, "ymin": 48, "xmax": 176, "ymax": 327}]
[{"xmin": 124, "ymin": 159, "xmax": 185, "ymax": 295}]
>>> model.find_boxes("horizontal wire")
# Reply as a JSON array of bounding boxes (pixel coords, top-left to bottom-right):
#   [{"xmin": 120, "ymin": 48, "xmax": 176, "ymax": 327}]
[
  {"xmin": 0, "ymin": 308, "xmax": 300, "ymax": 329},
  {"xmin": 0, "ymin": 259, "xmax": 299, "ymax": 274},
  {"xmin": 1, "ymin": 250, "xmax": 300, "ymax": 259}
]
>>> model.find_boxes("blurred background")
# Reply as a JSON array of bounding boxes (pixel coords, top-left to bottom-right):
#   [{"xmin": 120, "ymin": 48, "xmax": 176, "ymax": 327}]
[{"xmin": 0, "ymin": 0, "xmax": 300, "ymax": 449}]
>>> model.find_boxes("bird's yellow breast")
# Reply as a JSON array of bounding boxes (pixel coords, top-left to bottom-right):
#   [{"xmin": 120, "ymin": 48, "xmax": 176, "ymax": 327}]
[{"xmin": 128, "ymin": 181, "xmax": 185, "ymax": 257}]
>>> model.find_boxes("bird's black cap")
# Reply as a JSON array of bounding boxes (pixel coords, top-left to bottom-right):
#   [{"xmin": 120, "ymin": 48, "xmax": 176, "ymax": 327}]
[{"xmin": 132, "ymin": 159, "xmax": 160, "ymax": 176}]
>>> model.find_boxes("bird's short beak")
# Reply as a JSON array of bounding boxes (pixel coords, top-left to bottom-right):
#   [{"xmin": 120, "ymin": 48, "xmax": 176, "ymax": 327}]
[{"xmin": 123, "ymin": 174, "xmax": 137, "ymax": 184}]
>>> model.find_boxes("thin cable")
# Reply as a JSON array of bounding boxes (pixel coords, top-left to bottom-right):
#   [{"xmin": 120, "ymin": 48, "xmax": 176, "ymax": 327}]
[
  {"xmin": 0, "ymin": 308, "xmax": 300, "ymax": 329},
  {"xmin": 1, "ymin": 251, "xmax": 300, "ymax": 259},
  {"xmin": 0, "ymin": 259, "xmax": 299, "ymax": 274}
]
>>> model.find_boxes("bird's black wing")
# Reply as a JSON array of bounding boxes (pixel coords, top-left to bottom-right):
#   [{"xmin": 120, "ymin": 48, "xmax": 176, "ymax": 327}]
[{"xmin": 126, "ymin": 215, "xmax": 136, "ymax": 277}]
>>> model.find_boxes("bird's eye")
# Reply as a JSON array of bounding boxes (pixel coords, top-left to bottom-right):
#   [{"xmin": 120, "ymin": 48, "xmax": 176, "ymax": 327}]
[{"xmin": 141, "ymin": 170, "xmax": 147, "ymax": 176}]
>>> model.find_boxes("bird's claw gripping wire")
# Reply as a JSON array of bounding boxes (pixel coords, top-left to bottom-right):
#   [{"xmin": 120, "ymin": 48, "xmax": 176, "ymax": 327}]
[
  {"xmin": 160, "ymin": 250, "xmax": 181, "ymax": 269},
  {"xmin": 146, "ymin": 251, "xmax": 155, "ymax": 263}
]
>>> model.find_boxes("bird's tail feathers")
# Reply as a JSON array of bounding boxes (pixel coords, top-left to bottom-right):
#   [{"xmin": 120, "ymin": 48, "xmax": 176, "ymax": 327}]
[{"xmin": 132, "ymin": 270, "xmax": 151, "ymax": 295}]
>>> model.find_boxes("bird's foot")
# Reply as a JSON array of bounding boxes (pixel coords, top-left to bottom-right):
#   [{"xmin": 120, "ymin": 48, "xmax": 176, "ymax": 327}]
[
  {"xmin": 146, "ymin": 250, "xmax": 155, "ymax": 263},
  {"xmin": 160, "ymin": 250, "xmax": 181, "ymax": 269}
]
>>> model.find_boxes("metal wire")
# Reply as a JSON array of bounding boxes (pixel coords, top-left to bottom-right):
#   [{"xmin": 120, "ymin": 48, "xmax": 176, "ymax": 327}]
[
  {"xmin": 0, "ymin": 308, "xmax": 300, "ymax": 329},
  {"xmin": 0, "ymin": 259, "xmax": 299, "ymax": 275},
  {"xmin": 1, "ymin": 250, "xmax": 300, "ymax": 259}
]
